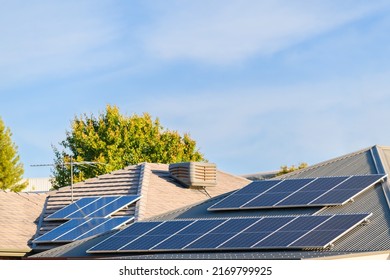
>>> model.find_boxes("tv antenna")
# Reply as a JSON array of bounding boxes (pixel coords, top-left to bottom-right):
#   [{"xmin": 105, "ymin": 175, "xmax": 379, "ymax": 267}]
[{"xmin": 31, "ymin": 157, "xmax": 106, "ymax": 202}]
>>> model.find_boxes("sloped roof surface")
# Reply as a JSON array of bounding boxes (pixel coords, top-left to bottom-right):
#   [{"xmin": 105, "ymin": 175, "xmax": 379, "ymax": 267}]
[
  {"xmin": 33, "ymin": 162, "xmax": 249, "ymax": 252},
  {"xmin": 30, "ymin": 145, "xmax": 390, "ymax": 259},
  {"xmin": 0, "ymin": 191, "xmax": 47, "ymax": 255}
]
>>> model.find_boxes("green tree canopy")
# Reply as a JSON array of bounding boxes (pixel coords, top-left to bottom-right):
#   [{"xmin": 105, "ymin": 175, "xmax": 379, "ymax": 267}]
[
  {"xmin": 51, "ymin": 105, "xmax": 206, "ymax": 189},
  {"xmin": 0, "ymin": 117, "xmax": 27, "ymax": 192}
]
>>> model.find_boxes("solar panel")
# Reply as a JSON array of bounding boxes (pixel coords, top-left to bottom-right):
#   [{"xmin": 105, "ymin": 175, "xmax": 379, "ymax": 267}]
[
  {"xmin": 45, "ymin": 195, "xmax": 140, "ymax": 220},
  {"xmin": 208, "ymin": 174, "xmax": 386, "ymax": 211},
  {"xmin": 45, "ymin": 197, "xmax": 98, "ymax": 220},
  {"xmin": 33, "ymin": 217, "xmax": 132, "ymax": 243},
  {"xmin": 87, "ymin": 213, "xmax": 371, "ymax": 253}
]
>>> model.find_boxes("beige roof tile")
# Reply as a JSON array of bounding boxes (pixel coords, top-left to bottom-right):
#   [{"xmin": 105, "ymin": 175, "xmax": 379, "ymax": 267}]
[{"xmin": 0, "ymin": 191, "xmax": 47, "ymax": 254}]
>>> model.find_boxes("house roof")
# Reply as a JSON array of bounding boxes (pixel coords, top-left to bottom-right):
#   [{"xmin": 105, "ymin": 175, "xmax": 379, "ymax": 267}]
[
  {"xmin": 0, "ymin": 191, "xmax": 47, "ymax": 257},
  {"xmin": 32, "ymin": 162, "xmax": 250, "ymax": 252},
  {"xmin": 29, "ymin": 145, "xmax": 390, "ymax": 259}
]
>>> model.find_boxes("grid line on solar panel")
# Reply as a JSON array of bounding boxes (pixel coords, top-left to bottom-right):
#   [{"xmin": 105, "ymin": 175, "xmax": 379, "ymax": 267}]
[
  {"xmin": 289, "ymin": 213, "xmax": 371, "ymax": 248},
  {"xmin": 45, "ymin": 197, "xmax": 98, "ymax": 220},
  {"xmin": 75, "ymin": 217, "xmax": 132, "ymax": 241},
  {"xmin": 33, "ymin": 219, "xmax": 88, "ymax": 243},
  {"xmin": 87, "ymin": 214, "xmax": 372, "ymax": 253},
  {"xmin": 208, "ymin": 175, "xmax": 386, "ymax": 211},
  {"xmin": 86, "ymin": 195, "xmax": 140, "ymax": 218},
  {"xmin": 55, "ymin": 218, "xmax": 108, "ymax": 241},
  {"xmin": 34, "ymin": 217, "xmax": 133, "ymax": 243},
  {"xmin": 66, "ymin": 196, "xmax": 121, "ymax": 218},
  {"xmin": 46, "ymin": 195, "xmax": 140, "ymax": 221}
]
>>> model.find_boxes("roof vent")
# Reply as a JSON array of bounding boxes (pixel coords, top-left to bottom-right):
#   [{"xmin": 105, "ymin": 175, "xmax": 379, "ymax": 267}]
[{"xmin": 169, "ymin": 162, "xmax": 217, "ymax": 188}]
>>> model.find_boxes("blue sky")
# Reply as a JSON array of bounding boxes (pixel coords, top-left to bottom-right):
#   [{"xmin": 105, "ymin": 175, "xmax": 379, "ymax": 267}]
[{"xmin": 1, "ymin": 0, "xmax": 390, "ymax": 178}]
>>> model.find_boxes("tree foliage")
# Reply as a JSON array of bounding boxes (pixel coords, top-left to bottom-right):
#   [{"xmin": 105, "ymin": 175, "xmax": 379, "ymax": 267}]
[
  {"xmin": 0, "ymin": 117, "xmax": 27, "ymax": 192},
  {"xmin": 277, "ymin": 162, "xmax": 308, "ymax": 176},
  {"xmin": 51, "ymin": 105, "xmax": 206, "ymax": 189}
]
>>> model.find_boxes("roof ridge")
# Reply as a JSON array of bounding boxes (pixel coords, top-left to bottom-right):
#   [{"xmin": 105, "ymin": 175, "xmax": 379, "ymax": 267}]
[
  {"xmin": 134, "ymin": 163, "xmax": 152, "ymax": 220},
  {"xmin": 217, "ymin": 169, "xmax": 251, "ymax": 183},
  {"xmin": 277, "ymin": 146, "xmax": 375, "ymax": 179}
]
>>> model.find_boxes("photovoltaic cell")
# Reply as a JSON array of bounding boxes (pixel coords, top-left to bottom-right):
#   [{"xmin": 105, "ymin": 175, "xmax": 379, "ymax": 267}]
[
  {"xmin": 67, "ymin": 196, "xmax": 120, "ymax": 218},
  {"xmin": 34, "ymin": 219, "xmax": 87, "ymax": 243},
  {"xmin": 45, "ymin": 197, "xmax": 98, "ymax": 220},
  {"xmin": 236, "ymin": 180, "xmax": 280, "ymax": 194},
  {"xmin": 45, "ymin": 195, "xmax": 140, "ymax": 220},
  {"xmin": 33, "ymin": 217, "xmax": 132, "ymax": 243},
  {"xmin": 87, "ymin": 214, "xmax": 371, "ymax": 253},
  {"xmin": 75, "ymin": 217, "xmax": 132, "ymax": 241},
  {"xmin": 87, "ymin": 196, "xmax": 140, "ymax": 218},
  {"xmin": 208, "ymin": 175, "xmax": 386, "ymax": 211}
]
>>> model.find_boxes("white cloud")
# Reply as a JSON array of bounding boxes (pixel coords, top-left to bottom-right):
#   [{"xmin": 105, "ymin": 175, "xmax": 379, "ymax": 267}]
[
  {"xmin": 0, "ymin": 1, "xmax": 126, "ymax": 88},
  {"xmin": 143, "ymin": 0, "xmax": 390, "ymax": 65},
  {"xmin": 139, "ymin": 70, "xmax": 390, "ymax": 173}
]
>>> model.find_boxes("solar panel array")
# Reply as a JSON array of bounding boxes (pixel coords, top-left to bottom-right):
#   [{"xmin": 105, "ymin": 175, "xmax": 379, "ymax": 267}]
[
  {"xmin": 87, "ymin": 213, "xmax": 371, "ymax": 253},
  {"xmin": 34, "ymin": 217, "xmax": 133, "ymax": 243},
  {"xmin": 45, "ymin": 195, "xmax": 140, "ymax": 220},
  {"xmin": 208, "ymin": 174, "xmax": 386, "ymax": 211}
]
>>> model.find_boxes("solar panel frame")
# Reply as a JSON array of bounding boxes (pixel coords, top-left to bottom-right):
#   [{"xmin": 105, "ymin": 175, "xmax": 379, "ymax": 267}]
[
  {"xmin": 208, "ymin": 175, "xmax": 387, "ymax": 211},
  {"xmin": 75, "ymin": 217, "xmax": 133, "ymax": 241},
  {"xmin": 86, "ymin": 195, "xmax": 140, "ymax": 218},
  {"xmin": 45, "ymin": 195, "xmax": 141, "ymax": 221},
  {"xmin": 45, "ymin": 197, "xmax": 99, "ymax": 221},
  {"xmin": 33, "ymin": 219, "xmax": 88, "ymax": 243},
  {"xmin": 66, "ymin": 196, "xmax": 121, "ymax": 219},
  {"xmin": 34, "ymin": 217, "xmax": 133, "ymax": 243}
]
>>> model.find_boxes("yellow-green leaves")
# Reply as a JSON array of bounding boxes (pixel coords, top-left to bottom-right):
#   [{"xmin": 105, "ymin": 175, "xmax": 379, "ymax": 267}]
[
  {"xmin": 0, "ymin": 117, "xmax": 27, "ymax": 192},
  {"xmin": 51, "ymin": 105, "xmax": 206, "ymax": 189}
]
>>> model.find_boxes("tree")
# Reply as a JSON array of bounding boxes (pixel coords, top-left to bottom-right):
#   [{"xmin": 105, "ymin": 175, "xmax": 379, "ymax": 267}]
[
  {"xmin": 0, "ymin": 117, "xmax": 27, "ymax": 192},
  {"xmin": 277, "ymin": 162, "xmax": 308, "ymax": 176},
  {"xmin": 51, "ymin": 105, "xmax": 206, "ymax": 189}
]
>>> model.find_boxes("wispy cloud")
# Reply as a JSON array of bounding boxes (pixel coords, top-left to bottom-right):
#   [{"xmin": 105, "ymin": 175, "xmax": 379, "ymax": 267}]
[
  {"xmin": 0, "ymin": 1, "xmax": 126, "ymax": 88},
  {"xmin": 140, "ymin": 70, "xmax": 390, "ymax": 173},
  {"xmin": 143, "ymin": 0, "xmax": 389, "ymax": 65}
]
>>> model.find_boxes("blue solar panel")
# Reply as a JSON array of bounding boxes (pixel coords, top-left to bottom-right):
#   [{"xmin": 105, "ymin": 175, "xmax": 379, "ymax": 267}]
[
  {"xmin": 67, "ymin": 196, "xmax": 120, "ymax": 218},
  {"xmin": 300, "ymin": 177, "xmax": 348, "ymax": 191},
  {"xmin": 235, "ymin": 180, "xmax": 280, "ymax": 194},
  {"xmin": 45, "ymin": 197, "xmax": 98, "ymax": 220},
  {"xmin": 87, "ymin": 214, "xmax": 371, "ymax": 253},
  {"xmin": 143, "ymin": 220, "xmax": 224, "ymax": 250},
  {"xmin": 45, "ymin": 195, "xmax": 140, "ymax": 221},
  {"xmin": 290, "ymin": 214, "xmax": 370, "ymax": 247},
  {"xmin": 243, "ymin": 193, "xmax": 292, "ymax": 208},
  {"xmin": 253, "ymin": 231, "xmax": 307, "ymax": 248},
  {"xmin": 34, "ymin": 219, "xmax": 90, "ymax": 243},
  {"xmin": 210, "ymin": 194, "xmax": 260, "ymax": 209},
  {"xmin": 185, "ymin": 233, "xmax": 237, "ymax": 249},
  {"xmin": 75, "ymin": 217, "xmax": 132, "ymax": 241},
  {"xmin": 310, "ymin": 190, "xmax": 360, "ymax": 205},
  {"xmin": 276, "ymin": 191, "xmax": 325, "ymax": 206},
  {"xmin": 55, "ymin": 218, "xmax": 108, "ymax": 241},
  {"xmin": 266, "ymin": 178, "xmax": 314, "ymax": 193},
  {"xmin": 87, "ymin": 195, "xmax": 140, "ymax": 218},
  {"xmin": 219, "ymin": 232, "xmax": 272, "ymax": 248},
  {"xmin": 34, "ymin": 217, "xmax": 132, "ymax": 243},
  {"xmin": 334, "ymin": 175, "xmax": 384, "ymax": 190},
  {"xmin": 208, "ymin": 175, "xmax": 386, "ymax": 211}
]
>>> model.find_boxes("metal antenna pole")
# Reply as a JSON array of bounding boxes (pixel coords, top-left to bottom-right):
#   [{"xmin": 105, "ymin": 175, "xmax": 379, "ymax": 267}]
[
  {"xmin": 31, "ymin": 160, "xmax": 106, "ymax": 199},
  {"xmin": 70, "ymin": 156, "xmax": 74, "ymax": 202}
]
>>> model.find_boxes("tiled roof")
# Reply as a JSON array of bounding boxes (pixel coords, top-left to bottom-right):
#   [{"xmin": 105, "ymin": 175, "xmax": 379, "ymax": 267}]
[
  {"xmin": 29, "ymin": 145, "xmax": 390, "ymax": 259},
  {"xmin": 0, "ymin": 191, "xmax": 47, "ymax": 256}
]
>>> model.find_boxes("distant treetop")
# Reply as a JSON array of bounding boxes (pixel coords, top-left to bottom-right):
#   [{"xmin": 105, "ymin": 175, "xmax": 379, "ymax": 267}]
[{"xmin": 51, "ymin": 105, "xmax": 206, "ymax": 189}]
